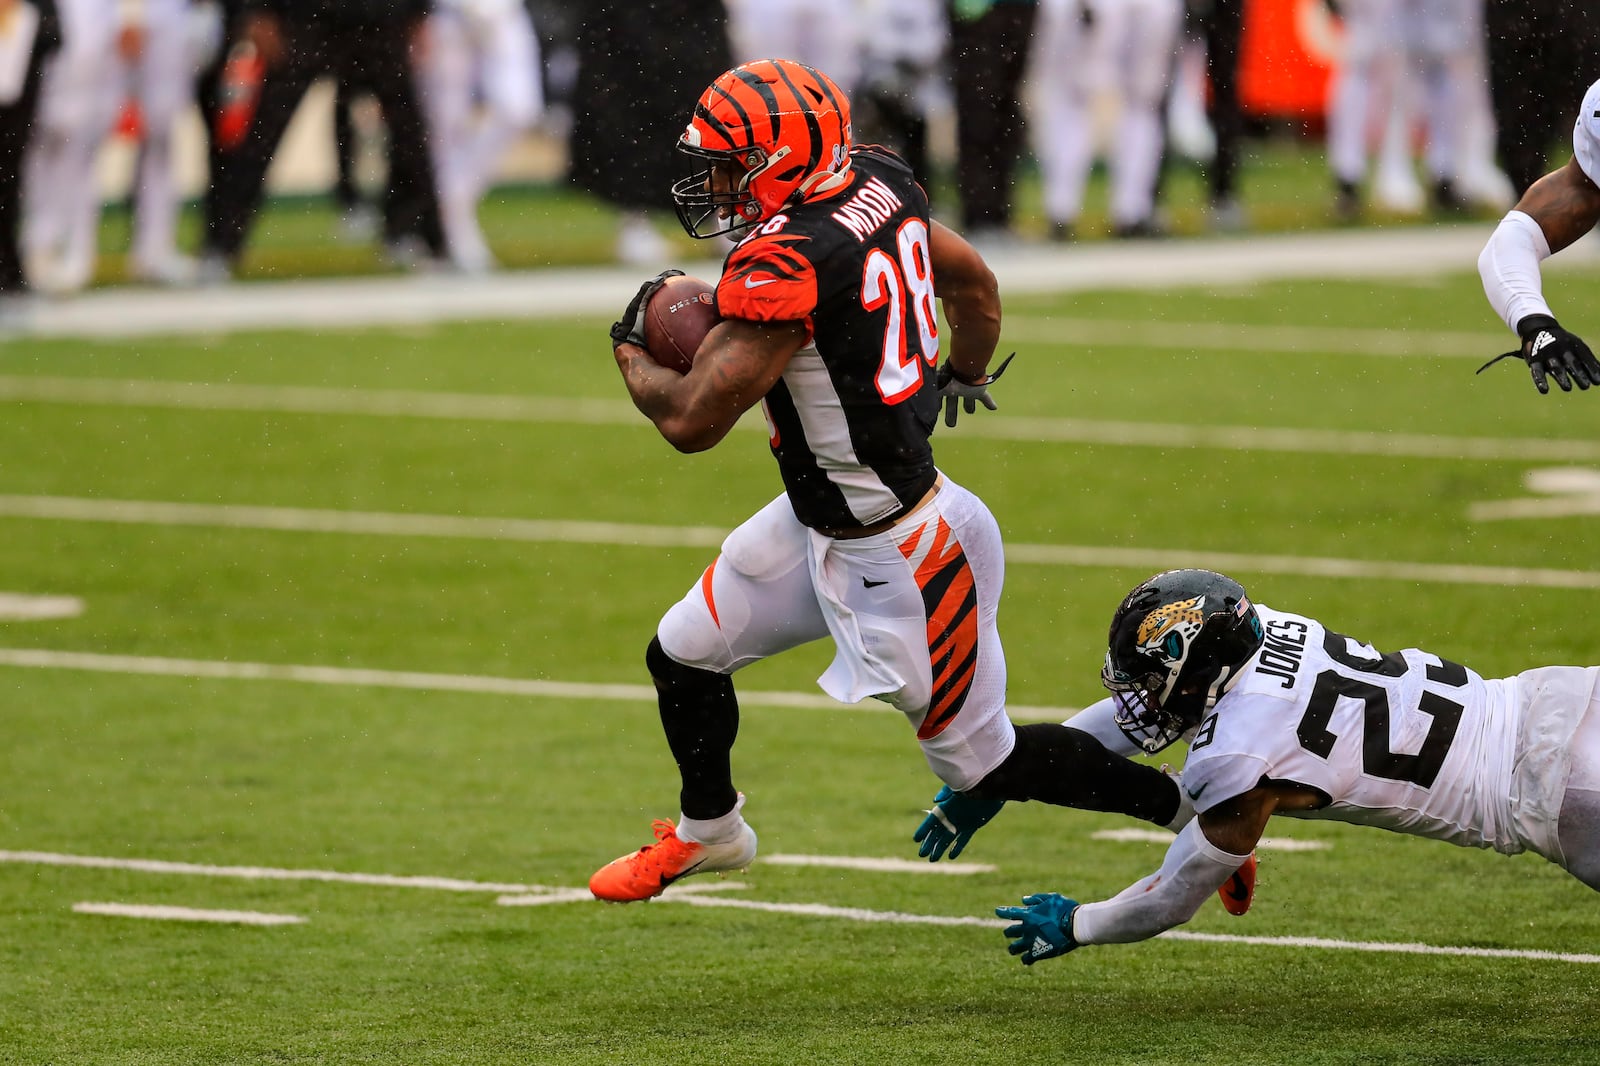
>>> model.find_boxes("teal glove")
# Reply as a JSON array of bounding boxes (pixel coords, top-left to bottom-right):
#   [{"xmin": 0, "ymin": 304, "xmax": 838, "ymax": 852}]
[
  {"xmin": 951, "ymin": 0, "xmax": 997, "ymax": 19},
  {"xmin": 996, "ymin": 892, "xmax": 1081, "ymax": 965},
  {"xmin": 912, "ymin": 785, "xmax": 1005, "ymax": 861}
]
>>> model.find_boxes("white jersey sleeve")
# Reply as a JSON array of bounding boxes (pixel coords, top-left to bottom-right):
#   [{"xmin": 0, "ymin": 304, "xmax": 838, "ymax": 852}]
[{"xmin": 1575, "ymin": 78, "xmax": 1600, "ymax": 187}]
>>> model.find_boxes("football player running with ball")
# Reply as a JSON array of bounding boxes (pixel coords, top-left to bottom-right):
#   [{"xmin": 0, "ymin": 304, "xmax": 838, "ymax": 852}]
[
  {"xmin": 592, "ymin": 59, "xmax": 1222, "ymax": 903},
  {"xmin": 1477, "ymin": 77, "xmax": 1600, "ymax": 395},
  {"xmin": 995, "ymin": 569, "xmax": 1600, "ymax": 965}
]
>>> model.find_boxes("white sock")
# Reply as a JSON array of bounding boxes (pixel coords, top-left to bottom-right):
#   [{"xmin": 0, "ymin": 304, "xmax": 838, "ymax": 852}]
[{"xmin": 678, "ymin": 793, "xmax": 747, "ymax": 845}]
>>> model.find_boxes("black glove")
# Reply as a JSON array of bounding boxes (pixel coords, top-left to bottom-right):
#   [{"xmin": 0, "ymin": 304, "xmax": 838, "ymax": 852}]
[
  {"xmin": 1477, "ymin": 314, "xmax": 1600, "ymax": 394},
  {"xmin": 609, "ymin": 269, "xmax": 685, "ymax": 349},
  {"xmin": 935, "ymin": 352, "xmax": 1015, "ymax": 427}
]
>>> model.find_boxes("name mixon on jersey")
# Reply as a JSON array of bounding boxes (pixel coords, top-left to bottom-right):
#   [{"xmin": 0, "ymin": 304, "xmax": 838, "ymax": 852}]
[
  {"xmin": 831, "ymin": 176, "xmax": 904, "ymax": 242},
  {"xmin": 1255, "ymin": 617, "xmax": 1309, "ymax": 688}
]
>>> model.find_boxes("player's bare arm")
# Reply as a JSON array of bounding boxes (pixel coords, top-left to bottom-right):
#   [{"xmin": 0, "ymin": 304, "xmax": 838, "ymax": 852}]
[
  {"xmin": 928, "ymin": 220, "xmax": 1001, "ymax": 380},
  {"xmin": 614, "ymin": 318, "xmax": 808, "ymax": 453},
  {"xmin": 1199, "ymin": 780, "xmax": 1324, "ymax": 857},
  {"xmin": 1515, "ymin": 159, "xmax": 1600, "ymax": 254}
]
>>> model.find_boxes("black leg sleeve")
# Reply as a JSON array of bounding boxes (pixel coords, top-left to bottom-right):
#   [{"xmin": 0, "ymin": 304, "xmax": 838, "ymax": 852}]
[
  {"xmin": 646, "ymin": 636, "xmax": 740, "ymax": 821},
  {"xmin": 968, "ymin": 723, "xmax": 1180, "ymax": 827}
]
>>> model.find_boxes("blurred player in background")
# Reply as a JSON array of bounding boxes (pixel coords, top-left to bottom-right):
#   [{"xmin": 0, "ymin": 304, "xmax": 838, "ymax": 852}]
[
  {"xmin": 1030, "ymin": 0, "xmax": 1182, "ymax": 240},
  {"xmin": 0, "ymin": 0, "xmax": 59, "ymax": 315},
  {"xmin": 724, "ymin": 0, "xmax": 859, "ymax": 91},
  {"xmin": 200, "ymin": 0, "xmax": 445, "ymax": 279},
  {"xmin": 24, "ymin": 0, "xmax": 200, "ymax": 292},
  {"xmin": 946, "ymin": 0, "xmax": 1037, "ymax": 246},
  {"xmin": 591, "ymin": 58, "xmax": 1207, "ymax": 904},
  {"xmin": 993, "ymin": 568, "xmax": 1600, "ymax": 965},
  {"xmin": 1483, "ymin": 0, "xmax": 1598, "ymax": 199},
  {"xmin": 417, "ymin": 0, "xmax": 543, "ymax": 274},
  {"xmin": 567, "ymin": 0, "xmax": 729, "ymax": 265},
  {"xmin": 852, "ymin": 0, "xmax": 946, "ymax": 186},
  {"xmin": 1476, "ymin": 77, "xmax": 1600, "ymax": 396}
]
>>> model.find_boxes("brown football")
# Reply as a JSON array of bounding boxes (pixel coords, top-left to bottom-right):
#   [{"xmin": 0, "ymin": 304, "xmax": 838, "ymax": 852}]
[{"xmin": 643, "ymin": 274, "xmax": 719, "ymax": 373}]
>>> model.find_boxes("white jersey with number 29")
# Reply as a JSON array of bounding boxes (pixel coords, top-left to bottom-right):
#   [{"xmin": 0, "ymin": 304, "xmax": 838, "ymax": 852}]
[{"xmin": 1178, "ymin": 606, "xmax": 1594, "ymax": 863}]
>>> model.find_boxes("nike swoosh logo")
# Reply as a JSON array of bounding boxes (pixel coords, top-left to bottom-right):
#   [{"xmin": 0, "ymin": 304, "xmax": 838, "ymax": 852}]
[
  {"xmin": 744, "ymin": 276, "xmax": 778, "ymax": 288},
  {"xmin": 657, "ymin": 857, "xmax": 708, "ymax": 892},
  {"xmin": 862, "ymin": 578, "xmax": 888, "ymax": 588},
  {"xmin": 1222, "ymin": 873, "xmax": 1250, "ymax": 902},
  {"xmin": 1185, "ymin": 781, "xmax": 1209, "ymax": 801}
]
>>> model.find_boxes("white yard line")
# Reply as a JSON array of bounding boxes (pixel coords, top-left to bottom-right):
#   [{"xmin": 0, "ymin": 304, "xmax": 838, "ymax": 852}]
[
  {"xmin": 661, "ymin": 895, "xmax": 1600, "ymax": 964},
  {"xmin": 1471, "ymin": 497, "xmax": 1600, "ymax": 521},
  {"xmin": 3, "ymin": 375, "xmax": 1596, "ymax": 463},
  {"xmin": 73, "ymin": 902, "xmax": 306, "ymax": 925},
  {"xmin": 497, "ymin": 882, "xmax": 748, "ymax": 907},
  {"xmin": 0, "ymin": 593, "xmax": 83, "ymax": 620},
  {"xmin": 0, "ymin": 647, "xmax": 1073, "ymax": 721},
  {"xmin": 1000, "ymin": 316, "xmax": 1505, "ymax": 358},
  {"xmin": 1091, "ymin": 828, "xmax": 1330, "ymax": 851},
  {"xmin": 1157, "ymin": 930, "xmax": 1600, "ymax": 964},
  {"xmin": 2, "ymin": 493, "xmax": 1596, "ymax": 589},
  {"xmin": 760, "ymin": 854, "xmax": 997, "ymax": 875},
  {"xmin": 14, "ymin": 849, "xmax": 1593, "ymax": 963},
  {"xmin": 1001, "ymin": 542, "xmax": 1600, "ymax": 590},
  {"xmin": 1, "ymin": 849, "xmax": 558, "ymax": 894}
]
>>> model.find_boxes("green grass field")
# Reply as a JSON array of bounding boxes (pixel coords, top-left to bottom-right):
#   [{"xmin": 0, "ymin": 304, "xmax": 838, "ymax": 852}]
[{"xmin": 3, "ymin": 219, "xmax": 1600, "ymax": 1063}]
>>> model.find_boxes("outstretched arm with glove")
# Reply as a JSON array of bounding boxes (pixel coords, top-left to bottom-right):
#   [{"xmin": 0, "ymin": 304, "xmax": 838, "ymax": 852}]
[
  {"xmin": 995, "ymin": 782, "xmax": 1303, "ymax": 964},
  {"xmin": 1477, "ymin": 158, "xmax": 1600, "ymax": 394}
]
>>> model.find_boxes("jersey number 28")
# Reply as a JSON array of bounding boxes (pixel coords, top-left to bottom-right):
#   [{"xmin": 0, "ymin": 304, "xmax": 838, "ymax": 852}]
[{"xmin": 860, "ymin": 219, "xmax": 939, "ymax": 404}]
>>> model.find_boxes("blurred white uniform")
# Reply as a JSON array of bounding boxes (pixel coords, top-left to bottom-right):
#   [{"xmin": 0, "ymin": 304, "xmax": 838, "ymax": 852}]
[
  {"xmin": 24, "ymin": 0, "xmax": 198, "ymax": 292},
  {"xmin": 1329, "ymin": 0, "xmax": 1505, "ymax": 212},
  {"xmin": 419, "ymin": 0, "xmax": 543, "ymax": 273},
  {"xmin": 724, "ymin": 0, "xmax": 861, "ymax": 93},
  {"xmin": 1030, "ymin": 0, "xmax": 1181, "ymax": 234},
  {"xmin": 1326, "ymin": 0, "xmax": 1411, "ymax": 206}
]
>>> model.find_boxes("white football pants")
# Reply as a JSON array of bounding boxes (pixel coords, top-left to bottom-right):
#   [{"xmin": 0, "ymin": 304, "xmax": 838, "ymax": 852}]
[{"xmin": 655, "ymin": 475, "xmax": 1016, "ymax": 792}]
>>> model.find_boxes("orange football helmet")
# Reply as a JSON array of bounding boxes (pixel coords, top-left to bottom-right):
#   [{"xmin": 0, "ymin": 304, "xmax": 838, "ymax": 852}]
[{"xmin": 671, "ymin": 59, "xmax": 853, "ymax": 239}]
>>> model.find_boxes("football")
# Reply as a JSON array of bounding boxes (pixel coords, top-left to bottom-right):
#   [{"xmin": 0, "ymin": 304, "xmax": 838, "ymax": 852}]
[{"xmin": 643, "ymin": 274, "xmax": 719, "ymax": 373}]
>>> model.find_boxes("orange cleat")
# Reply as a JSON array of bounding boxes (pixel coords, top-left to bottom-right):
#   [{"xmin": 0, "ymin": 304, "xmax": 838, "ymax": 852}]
[
  {"xmin": 1218, "ymin": 853, "xmax": 1257, "ymax": 916},
  {"xmin": 589, "ymin": 817, "xmax": 758, "ymax": 903}
]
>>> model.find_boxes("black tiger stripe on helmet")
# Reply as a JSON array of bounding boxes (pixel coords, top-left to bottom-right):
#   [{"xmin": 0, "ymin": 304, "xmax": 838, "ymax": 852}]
[{"xmin": 671, "ymin": 59, "xmax": 854, "ymax": 240}]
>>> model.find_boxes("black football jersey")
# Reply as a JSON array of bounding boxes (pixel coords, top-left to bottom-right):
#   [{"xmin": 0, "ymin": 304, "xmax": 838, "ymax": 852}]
[{"xmin": 714, "ymin": 146, "xmax": 942, "ymax": 531}]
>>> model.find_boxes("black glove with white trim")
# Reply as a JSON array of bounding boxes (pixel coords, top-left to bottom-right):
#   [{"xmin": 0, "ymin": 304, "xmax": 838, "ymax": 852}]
[
  {"xmin": 609, "ymin": 269, "xmax": 685, "ymax": 349},
  {"xmin": 1477, "ymin": 314, "xmax": 1600, "ymax": 394}
]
